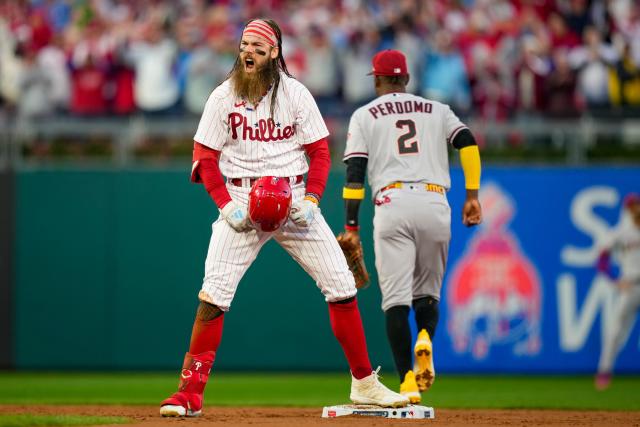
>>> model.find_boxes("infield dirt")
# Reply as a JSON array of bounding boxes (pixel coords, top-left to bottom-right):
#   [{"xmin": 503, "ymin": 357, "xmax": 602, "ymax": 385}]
[{"xmin": 1, "ymin": 404, "xmax": 639, "ymax": 426}]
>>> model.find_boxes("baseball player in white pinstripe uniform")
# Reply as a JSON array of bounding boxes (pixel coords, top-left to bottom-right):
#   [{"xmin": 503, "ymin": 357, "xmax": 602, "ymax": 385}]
[
  {"xmin": 341, "ymin": 50, "xmax": 483, "ymax": 404},
  {"xmin": 595, "ymin": 193, "xmax": 640, "ymax": 390},
  {"xmin": 160, "ymin": 19, "xmax": 407, "ymax": 417}
]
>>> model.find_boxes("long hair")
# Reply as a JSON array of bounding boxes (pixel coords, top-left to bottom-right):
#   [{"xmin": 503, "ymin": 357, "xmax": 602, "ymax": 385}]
[{"xmin": 228, "ymin": 19, "xmax": 292, "ymax": 117}]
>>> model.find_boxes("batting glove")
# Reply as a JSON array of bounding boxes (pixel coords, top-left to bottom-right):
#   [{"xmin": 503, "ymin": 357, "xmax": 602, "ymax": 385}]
[
  {"xmin": 220, "ymin": 201, "xmax": 252, "ymax": 232},
  {"xmin": 290, "ymin": 199, "xmax": 318, "ymax": 227}
]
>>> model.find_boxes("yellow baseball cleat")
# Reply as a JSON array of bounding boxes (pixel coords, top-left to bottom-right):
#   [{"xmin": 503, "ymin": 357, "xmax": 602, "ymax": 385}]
[
  {"xmin": 399, "ymin": 370, "xmax": 421, "ymax": 404},
  {"xmin": 414, "ymin": 329, "xmax": 435, "ymax": 392}
]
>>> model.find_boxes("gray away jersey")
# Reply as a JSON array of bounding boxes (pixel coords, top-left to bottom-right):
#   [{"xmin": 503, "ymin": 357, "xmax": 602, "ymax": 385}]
[{"xmin": 343, "ymin": 92, "xmax": 467, "ymax": 196}]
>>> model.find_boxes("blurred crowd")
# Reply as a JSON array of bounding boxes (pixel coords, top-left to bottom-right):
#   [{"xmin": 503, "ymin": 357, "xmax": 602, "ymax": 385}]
[{"xmin": 1, "ymin": 0, "xmax": 639, "ymax": 122}]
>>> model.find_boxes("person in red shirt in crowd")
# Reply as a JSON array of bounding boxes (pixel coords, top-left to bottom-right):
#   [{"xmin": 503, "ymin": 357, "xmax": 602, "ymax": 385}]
[
  {"xmin": 548, "ymin": 12, "xmax": 581, "ymax": 49},
  {"xmin": 69, "ymin": 53, "xmax": 109, "ymax": 115}
]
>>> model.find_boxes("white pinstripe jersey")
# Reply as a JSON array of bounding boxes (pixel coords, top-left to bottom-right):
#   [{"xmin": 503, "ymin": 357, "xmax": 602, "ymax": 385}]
[
  {"xmin": 343, "ymin": 92, "xmax": 467, "ymax": 196},
  {"xmin": 602, "ymin": 216, "xmax": 640, "ymax": 282},
  {"xmin": 194, "ymin": 72, "xmax": 329, "ymax": 178}
]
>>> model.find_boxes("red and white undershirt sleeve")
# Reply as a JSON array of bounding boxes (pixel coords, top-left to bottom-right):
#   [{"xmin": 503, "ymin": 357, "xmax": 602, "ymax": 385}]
[
  {"xmin": 303, "ymin": 137, "xmax": 331, "ymax": 201},
  {"xmin": 191, "ymin": 142, "xmax": 232, "ymax": 209}
]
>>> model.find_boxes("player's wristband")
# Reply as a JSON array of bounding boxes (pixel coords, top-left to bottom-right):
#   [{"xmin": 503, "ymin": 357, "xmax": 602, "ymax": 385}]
[
  {"xmin": 345, "ymin": 224, "xmax": 360, "ymax": 231},
  {"xmin": 460, "ymin": 145, "xmax": 481, "ymax": 190},
  {"xmin": 304, "ymin": 193, "xmax": 320, "ymax": 205},
  {"xmin": 343, "ymin": 187, "xmax": 365, "ymax": 200}
]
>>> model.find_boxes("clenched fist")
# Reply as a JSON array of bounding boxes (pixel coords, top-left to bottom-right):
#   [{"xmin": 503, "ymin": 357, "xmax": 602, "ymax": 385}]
[
  {"xmin": 220, "ymin": 201, "xmax": 252, "ymax": 232},
  {"xmin": 290, "ymin": 199, "xmax": 318, "ymax": 227}
]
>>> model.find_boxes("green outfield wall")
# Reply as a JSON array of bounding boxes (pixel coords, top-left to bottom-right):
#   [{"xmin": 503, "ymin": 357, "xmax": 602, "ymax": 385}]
[
  {"xmin": 0, "ymin": 171, "xmax": 13, "ymax": 368},
  {"xmin": 13, "ymin": 170, "xmax": 393, "ymax": 370}
]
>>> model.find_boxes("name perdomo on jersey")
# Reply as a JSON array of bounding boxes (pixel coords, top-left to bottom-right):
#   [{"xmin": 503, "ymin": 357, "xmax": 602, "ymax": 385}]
[{"xmin": 368, "ymin": 100, "xmax": 433, "ymax": 119}]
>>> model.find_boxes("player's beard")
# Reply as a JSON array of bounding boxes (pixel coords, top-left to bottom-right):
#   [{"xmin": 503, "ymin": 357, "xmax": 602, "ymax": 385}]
[{"xmin": 230, "ymin": 58, "xmax": 277, "ymax": 105}]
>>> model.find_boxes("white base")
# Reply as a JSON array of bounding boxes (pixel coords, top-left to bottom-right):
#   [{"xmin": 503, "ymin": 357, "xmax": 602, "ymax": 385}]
[{"xmin": 322, "ymin": 404, "xmax": 435, "ymax": 419}]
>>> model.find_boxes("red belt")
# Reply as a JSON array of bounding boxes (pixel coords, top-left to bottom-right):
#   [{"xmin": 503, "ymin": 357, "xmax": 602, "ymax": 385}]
[{"xmin": 228, "ymin": 175, "xmax": 304, "ymax": 187}]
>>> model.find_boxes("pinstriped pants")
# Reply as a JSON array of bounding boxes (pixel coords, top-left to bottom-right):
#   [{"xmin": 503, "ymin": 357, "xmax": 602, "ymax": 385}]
[{"xmin": 198, "ymin": 182, "xmax": 357, "ymax": 311}]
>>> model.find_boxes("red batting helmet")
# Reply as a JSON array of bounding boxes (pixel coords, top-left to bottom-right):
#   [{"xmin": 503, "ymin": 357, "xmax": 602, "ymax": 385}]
[{"xmin": 248, "ymin": 176, "xmax": 292, "ymax": 232}]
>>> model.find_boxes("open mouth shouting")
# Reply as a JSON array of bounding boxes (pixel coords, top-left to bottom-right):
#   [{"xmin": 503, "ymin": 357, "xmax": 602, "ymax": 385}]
[{"xmin": 244, "ymin": 56, "xmax": 256, "ymax": 72}]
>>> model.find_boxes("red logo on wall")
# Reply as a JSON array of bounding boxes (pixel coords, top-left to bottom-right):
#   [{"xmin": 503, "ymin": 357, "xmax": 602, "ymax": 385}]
[{"xmin": 447, "ymin": 183, "xmax": 542, "ymax": 360}]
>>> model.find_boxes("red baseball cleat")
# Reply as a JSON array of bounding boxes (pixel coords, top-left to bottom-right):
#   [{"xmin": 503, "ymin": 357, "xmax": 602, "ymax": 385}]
[
  {"xmin": 160, "ymin": 391, "xmax": 203, "ymax": 417},
  {"xmin": 594, "ymin": 372, "xmax": 612, "ymax": 391},
  {"xmin": 160, "ymin": 351, "xmax": 215, "ymax": 417}
]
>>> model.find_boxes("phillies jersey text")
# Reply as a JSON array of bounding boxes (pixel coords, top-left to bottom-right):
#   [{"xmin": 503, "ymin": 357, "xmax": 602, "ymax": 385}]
[
  {"xmin": 194, "ymin": 72, "xmax": 329, "ymax": 178},
  {"xmin": 343, "ymin": 92, "xmax": 467, "ymax": 196}
]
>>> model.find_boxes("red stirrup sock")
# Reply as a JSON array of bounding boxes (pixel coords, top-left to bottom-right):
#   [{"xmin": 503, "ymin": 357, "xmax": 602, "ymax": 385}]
[
  {"xmin": 161, "ymin": 309, "xmax": 224, "ymax": 413},
  {"xmin": 160, "ymin": 351, "xmax": 215, "ymax": 412},
  {"xmin": 328, "ymin": 298, "xmax": 373, "ymax": 379},
  {"xmin": 189, "ymin": 314, "xmax": 224, "ymax": 355}
]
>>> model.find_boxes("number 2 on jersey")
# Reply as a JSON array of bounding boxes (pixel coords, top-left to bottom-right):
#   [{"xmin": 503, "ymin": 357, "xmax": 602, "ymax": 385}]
[{"xmin": 395, "ymin": 119, "xmax": 419, "ymax": 155}]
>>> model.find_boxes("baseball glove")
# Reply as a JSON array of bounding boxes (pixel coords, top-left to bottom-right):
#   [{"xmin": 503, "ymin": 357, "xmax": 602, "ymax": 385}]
[{"xmin": 337, "ymin": 233, "xmax": 370, "ymax": 289}]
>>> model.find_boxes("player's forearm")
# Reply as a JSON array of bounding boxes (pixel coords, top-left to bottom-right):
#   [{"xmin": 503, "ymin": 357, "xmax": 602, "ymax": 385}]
[
  {"xmin": 198, "ymin": 159, "xmax": 232, "ymax": 208},
  {"xmin": 191, "ymin": 142, "xmax": 232, "ymax": 209},
  {"xmin": 460, "ymin": 145, "xmax": 481, "ymax": 190},
  {"xmin": 344, "ymin": 157, "xmax": 368, "ymax": 229},
  {"xmin": 303, "ymin": 137, "xmax": 331, "ymax": 202},
  {"xmin": 453, "ymin": 129, "xmax": 481, "ymax": 191},
  {"xmin": 344, "ymin": 199, "xmax": 362, "ymax": 229}
]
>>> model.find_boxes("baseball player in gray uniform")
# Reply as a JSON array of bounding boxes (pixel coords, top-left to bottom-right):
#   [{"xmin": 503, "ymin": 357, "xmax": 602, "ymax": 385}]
[
  {"xmin": 595, "ymin": 193, "xmax": 640, "ymax": 390},
  {"xmin": 341, "ymin": 50, "xmax": 483, "ymax": 403}
]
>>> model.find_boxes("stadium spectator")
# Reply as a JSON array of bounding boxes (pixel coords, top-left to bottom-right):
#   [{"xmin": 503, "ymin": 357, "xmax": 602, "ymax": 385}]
[
  {"xmin": 421, "ymin": 29, "xmax": 471, "ymax": 114},
  {"xmin": 184, "ymin": 28, "xmax": 230, "ymax": 115},
  {"xmin": 472, "ymin": 65, "xmax": 514, "ymax": 122},
  {"xmin": 340, "ymin": 29, "xmax": 380, "ymax": 106},
  {"xmin": 544, "ymin": 47, "xmax": 581, "ymax": 118},
  {"xmin": 562, "ymin": 0, "xmax": 593, "ymax": 38},
  {"xmin": 126, "ymin": 21, "xmax": 179, "ymax": 115},
  {"xmin": 0, "ymin": 23, "xmax": 24, "ymax": 112},
  {"xmin": 110, "ymin": 46, "xmax": 136, "ymax": 115},
  {"xmin": 390, "ymin": 15, "xmax": 422, "ymax": 95},
  {"xmin": 614, "ymin": 2, "xmax": 640, "ymax": 67},
  {"xmin": 569, "ymin": 26, "xmax": 618, "ymax": 112},
  {"xmin": 16, "ymin": 44, "xmax": 54, "ymax": 119},
  {"xmin": 299, "ymin": 26, "xmax": 339, "ymax": 101},
  {"xmin": 68, "ymin": 50, "xmax": 110, "ymax": 116},
  {"xmin": 37, "ymin": 34, "xmax": 70, "ymax": 113},
  {"xmin": 0, "ymin": 0, "xmax": 638, "ymax": 120},
  {"xmin": 608, "ymin": 40, "xmax": 640, "ymax": 110},
  {"xmin": 174, "ymin": 13, "xmax": 201, "ymax": 113},
  {"xmin": 27, "ymin": 9, "xmax": 53, "ymax": 52},
  {"xmin": 547, "ymin": 12, "xmax": 581, "ymax": 49},
  {"xmin": 515, "ymin": 35, "xmax": 551, "ymax": 114}
]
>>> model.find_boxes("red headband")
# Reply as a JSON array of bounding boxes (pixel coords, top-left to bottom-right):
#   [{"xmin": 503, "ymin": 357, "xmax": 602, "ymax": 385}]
[{"xmin": 242, "ymin": 20, "xmax": 277, "ymax": 47}]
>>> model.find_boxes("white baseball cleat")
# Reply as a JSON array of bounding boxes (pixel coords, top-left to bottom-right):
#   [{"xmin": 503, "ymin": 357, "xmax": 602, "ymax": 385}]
[
  {"xmin": 350, "ymin": 368, "xmax": 410, "ymax": 408},
  {"xmin": 159, "ymin": 404, "xmax": 201, "ymax": 417}
]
